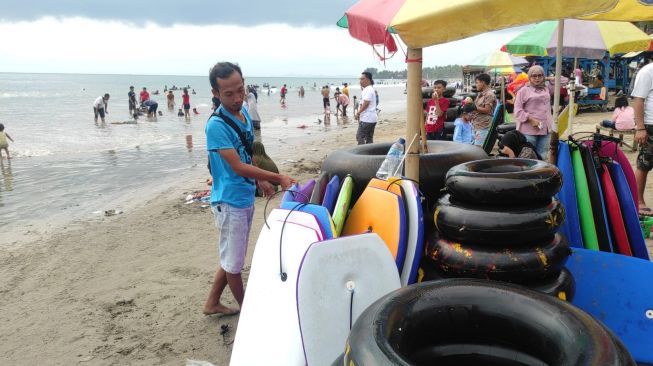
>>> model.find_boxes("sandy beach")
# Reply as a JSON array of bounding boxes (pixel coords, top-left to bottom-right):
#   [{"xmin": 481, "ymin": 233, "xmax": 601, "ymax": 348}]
[{"xmin": 1, "ymin": 110, "xmax": 652, "ymax": 365}]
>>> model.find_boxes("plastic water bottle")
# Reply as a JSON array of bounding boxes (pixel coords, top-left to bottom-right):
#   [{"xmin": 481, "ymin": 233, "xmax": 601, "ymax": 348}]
[{"xmin": 376, "ymin": 137, "xmax": 405, "ymax": 180}]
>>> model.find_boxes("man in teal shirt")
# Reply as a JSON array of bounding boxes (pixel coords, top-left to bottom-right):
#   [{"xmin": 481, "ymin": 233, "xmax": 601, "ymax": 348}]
[{"xmin": 204, "ymin": 62, "xmax": 294, "ymax": 316}]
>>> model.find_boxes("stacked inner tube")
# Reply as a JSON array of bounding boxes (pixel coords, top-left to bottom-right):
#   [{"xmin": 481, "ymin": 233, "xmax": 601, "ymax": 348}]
[
  {"xmin": 423, "ymin": 158, "xmax": 575, "ymax": 300},
  {"xmin": 343, "ymin": 279, "xmax": 635, "ymax": 365}
]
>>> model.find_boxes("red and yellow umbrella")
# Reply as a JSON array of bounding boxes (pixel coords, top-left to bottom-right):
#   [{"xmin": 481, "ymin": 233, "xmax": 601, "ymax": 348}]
[{"xmin": 337, "ymin": 0, "xmax": 622, "ymax": 51}]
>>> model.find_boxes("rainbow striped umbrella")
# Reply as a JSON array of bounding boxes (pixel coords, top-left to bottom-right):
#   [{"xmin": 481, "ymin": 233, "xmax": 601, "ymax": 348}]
[
  {"xmin": 502, "ymin": 19, "xmax": 651, "ymax": 59},
  {"xmin": 467, "ymin": 51, "xmax": 528, "ymax": 69}
]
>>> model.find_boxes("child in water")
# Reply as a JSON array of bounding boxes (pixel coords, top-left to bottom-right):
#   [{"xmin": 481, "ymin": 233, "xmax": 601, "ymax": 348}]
[
  {"xmin": 0, "ymin": 123, "xmax": 15, "ymax": 160},
  {"xmin": 177, "ymin": 108, "xmax": 184, "ymax": 117}
]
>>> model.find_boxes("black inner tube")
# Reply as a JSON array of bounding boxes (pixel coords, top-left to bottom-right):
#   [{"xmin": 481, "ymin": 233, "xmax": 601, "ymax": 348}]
[
  {"xmin": 345, "ymin": 279, "xmax": 634, "ymax": 365},
  {"xmin": 409, "ymin": 343, "xmax": 548, "ymax": 366}
]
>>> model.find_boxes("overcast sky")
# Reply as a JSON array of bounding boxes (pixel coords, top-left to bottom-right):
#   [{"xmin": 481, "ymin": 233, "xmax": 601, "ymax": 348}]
[{"xmin": 0, "ymin": 1, "xmax": 529, "ymax": 77}]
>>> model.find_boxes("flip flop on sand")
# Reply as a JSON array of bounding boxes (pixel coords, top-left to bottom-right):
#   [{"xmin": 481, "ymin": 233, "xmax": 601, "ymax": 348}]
[
  {"xmin": 638, "ymin": 206, "xmax": 653, "ymax": 217},
  {"xmin": 203, "ymin": 306, "xmax": 240, "ymax": 317}
]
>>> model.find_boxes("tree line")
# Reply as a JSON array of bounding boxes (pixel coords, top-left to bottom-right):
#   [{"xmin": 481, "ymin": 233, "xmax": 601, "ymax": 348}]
[{"xmin": 364, "ymin": 65, "xmax": 463, "ymax": 80}]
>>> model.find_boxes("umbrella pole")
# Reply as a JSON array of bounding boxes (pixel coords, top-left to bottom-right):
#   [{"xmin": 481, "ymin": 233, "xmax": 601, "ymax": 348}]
[
  {"xmin": 568, "ymin": 58, "xmax": 578, "ymax": 136},
  {"xmin": 501, "ymin": 77, "xmax": 506, "ymax": 107},
  {"xmin": 549, "ymin": 19, "xmax": 564, "ymax": 165},
  {"xmin": 406, "ymin": 47, "xmax": 422, "ymax": 183}
]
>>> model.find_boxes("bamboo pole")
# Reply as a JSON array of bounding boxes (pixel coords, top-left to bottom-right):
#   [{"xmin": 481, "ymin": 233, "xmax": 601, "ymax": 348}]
[
  {"xmin": 568, "ymin": 58, "xmax": 578, "ymax": 136},
  {"xmin": 405, "ymin": 47, "xmax": 422, "ymax": 182},
  {"xmin": 549, "ymin": 20, "xmax": 564, "ymax": 165}
]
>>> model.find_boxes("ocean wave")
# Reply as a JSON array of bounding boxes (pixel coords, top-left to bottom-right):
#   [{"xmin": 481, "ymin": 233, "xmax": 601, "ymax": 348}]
[{"xmin": 0, "ymin": 91, "xmax": 64, "ymax": 98}]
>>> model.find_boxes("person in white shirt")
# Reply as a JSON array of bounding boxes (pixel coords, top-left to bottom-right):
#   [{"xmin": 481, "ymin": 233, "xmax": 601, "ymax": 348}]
[
  {"xmin": 93, "ymin": 93, "xmax": 110, "ymax": 123},
  {"xmin": 354, "ymin": 71, "xmax": 378, "ymax": 144},
  {"xmin": 632, "ymin": 62, "xmax": 653, "ymax": 215}
]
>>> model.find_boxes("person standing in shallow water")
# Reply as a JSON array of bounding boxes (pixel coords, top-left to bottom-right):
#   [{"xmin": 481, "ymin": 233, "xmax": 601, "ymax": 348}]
[
  {"xmin": 93, "ymin": 93, "xmax": 110, "ymax": 123},
  {"xmin": 128, "ymin": 86, "xmax": 137, "ymax": 117},
  {"xmin": 182, "ymin": 88, "xmax": 191, "ymax": 119},
  {"xmin": 203, "ymin": 61, "xmax": 295, "ymax": 316}
]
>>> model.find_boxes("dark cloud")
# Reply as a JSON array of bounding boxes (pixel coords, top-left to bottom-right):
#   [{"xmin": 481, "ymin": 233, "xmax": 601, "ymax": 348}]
[{"xmin": 0, "ymin": 0, "xmax": 357, "ymax": 26}]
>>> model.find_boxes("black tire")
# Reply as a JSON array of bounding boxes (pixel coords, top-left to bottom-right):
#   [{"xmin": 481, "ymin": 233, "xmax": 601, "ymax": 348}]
[
  {"xmin": 434, "ymin": 194, "xmax": 565, "ymax": 246},
  {"xmin": 420, "ymin": 260, "xmax": 575, "ymax": 301},
  {"xmin": 496, "ymin": 123, "xmax": 516, "ymax": 135},
  {"xmin": 344, "ymin": 279, "xmax": 634, "ymax": 366},
  {"xmin": 524, "ymin": 268, "xmax": 575, "ymax": 301},
  {"xmin": 424, "ymin": 232, "xmax": 570, "ymax": 282},
  {"xmin": 445, "ymin": 107, "xmax": 459, "ymax": 122},
  {"xmin": 321, "ymin": 141, "xmax": 487, "ymax": 204},
  {"xmin": 445, "ymin": 158, "xmax": 563, "ymax": 206}
]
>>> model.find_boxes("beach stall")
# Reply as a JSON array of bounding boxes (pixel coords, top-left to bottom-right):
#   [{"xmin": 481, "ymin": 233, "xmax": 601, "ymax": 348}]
[
  {"xmin": 502, "ymin": 19, "xmax": 651, "ymax": 135},
  {"xmin": 328, "ymin": 0, "xmax": 653, "ymax": 365}
]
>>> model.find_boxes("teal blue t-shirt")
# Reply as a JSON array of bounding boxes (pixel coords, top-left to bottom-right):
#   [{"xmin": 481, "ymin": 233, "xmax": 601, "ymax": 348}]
[{"xmin": 205, "ymin": 106, "xmax": 256, "ymax": 208}]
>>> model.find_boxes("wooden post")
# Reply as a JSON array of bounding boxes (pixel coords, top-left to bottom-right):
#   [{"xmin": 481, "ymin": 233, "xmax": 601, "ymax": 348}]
[
  {"xmin": 549, "ymin": 19, "xmax": 564, "ymax": 165},
  {"xmin": 405, "ymin": 47, "xmax": 422, "ymax": 182}
]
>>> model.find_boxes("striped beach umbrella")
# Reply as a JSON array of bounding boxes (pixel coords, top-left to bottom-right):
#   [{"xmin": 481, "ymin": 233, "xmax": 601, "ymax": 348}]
[
  {"xmin": 467, "ymin": 50, "xmax": 528, "ymax": 69},
  {"xmin": 501, "ymin": 19, "xmax": 651, "ymax": 59}
]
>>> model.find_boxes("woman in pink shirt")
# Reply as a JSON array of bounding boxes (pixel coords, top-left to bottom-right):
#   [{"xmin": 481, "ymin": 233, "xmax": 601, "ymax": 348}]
[
  {"xmin": 601, "ymin": 96, "xmax": 635, "ymax": 130},
  {"xmin": 514, "ymin": 65, "xmax": 552, "ymax": 159}
]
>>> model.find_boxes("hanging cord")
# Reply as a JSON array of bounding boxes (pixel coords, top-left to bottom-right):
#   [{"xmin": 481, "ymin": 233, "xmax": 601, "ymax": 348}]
[
  {"xmin": 259, "ymin": 187, "xmax": 310, "ymax": 282},
  {"xmin": 278, "ymin": 202, "xmax": 308, "ymax": 282},
  {"xmin": 262, "ymin": 189, "xmax": 311, "ymax": 229},
  {"xmin": 349, "ymin": 289, "xmax": 354, "ymax": 330},
  {"xmin": 346, "ymin": 280, "xmax": 356, "ymax": 330},
  {"xmin": 391, "ymin": 133, "xmax": 420, "ymax": 177}
]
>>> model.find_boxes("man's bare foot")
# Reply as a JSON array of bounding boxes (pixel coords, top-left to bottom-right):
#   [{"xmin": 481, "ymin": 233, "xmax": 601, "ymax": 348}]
[{"xmin": 203, "ymin": 304, "xmax": 240, "ymax": 316}]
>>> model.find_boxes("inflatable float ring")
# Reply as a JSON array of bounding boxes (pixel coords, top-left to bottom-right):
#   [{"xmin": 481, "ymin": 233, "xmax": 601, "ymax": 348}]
[
  {"xmin": 321, "ymin": 141, "xmax": 488, "ymax": 203},
  {"xmin": 344, "ymin": 279, "xmax": 634, "ymax": 365},
  {"xmin": 424, "ymin": 232, "xmax": 570, "ymax": 283},
  {"xmin": 434, "ymin": 194, "xmax": 565, "ymax": 246},
  {"xmin": 445, "ymin": 158, "xmax": 562, "ymax": 206}
]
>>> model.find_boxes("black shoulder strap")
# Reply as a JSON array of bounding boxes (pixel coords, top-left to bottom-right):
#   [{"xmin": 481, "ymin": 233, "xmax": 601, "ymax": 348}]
[{"xmin": 211, "ymin": 111, "xmax": 253, "ymax": 157}]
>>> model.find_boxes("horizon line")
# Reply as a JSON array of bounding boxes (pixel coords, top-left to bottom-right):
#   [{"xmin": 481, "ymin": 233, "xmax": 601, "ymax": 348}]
[{"xmin": 0, "ymin": 71, "xmax": 384, "ymax": 79}]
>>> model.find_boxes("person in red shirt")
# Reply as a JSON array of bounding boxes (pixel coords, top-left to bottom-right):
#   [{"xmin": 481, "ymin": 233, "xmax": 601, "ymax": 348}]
[
  {"xmin": 280, "ymin": 84, "xmax": 287, "ymax": 106},
  {"xmin": 424, "ymin": 80, "xmax": 450, "ymax": 140},
  {"xmin": 140, "ymin": 87, "xmax": 150, "ymax": 103},
  {"xmin": 182, "ymin": 88, "xmax": 191, "ymax": 119}
]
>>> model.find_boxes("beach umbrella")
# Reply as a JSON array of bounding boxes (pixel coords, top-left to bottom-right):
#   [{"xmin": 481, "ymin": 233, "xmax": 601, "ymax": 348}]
[
  {"xmin": 467, "ymin": 51, "xmax": 528, "ymax": 69},
  {"xmin": 502, "ymin": 20, "xmax": 650, "ymax": 138},
  {"xmin": 337, "ymin": 0, "xmax": 620, "ymax": 179},
  {"xmin": 501, "ymin": 20, "xmax": 651, "ymax": 60}
]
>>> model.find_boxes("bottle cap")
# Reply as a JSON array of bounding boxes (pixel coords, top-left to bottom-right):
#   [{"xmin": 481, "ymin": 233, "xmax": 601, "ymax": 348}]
[{"xmin": 398, "ymin": 137, "xmax": 406, "ymax": 144}]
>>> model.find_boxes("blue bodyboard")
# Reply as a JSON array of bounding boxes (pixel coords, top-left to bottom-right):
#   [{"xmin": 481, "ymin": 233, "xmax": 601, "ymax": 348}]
[
  {"xmin": 556, "ymin": 141, "xmax": 583, "ymax": 248},
  {"xmin": 567, "ymin": 248, "xmax": 653, "ymax": 364},
  {"xmin": 608, "ymin": 162, "xmax": 650, "ymax": 260}
]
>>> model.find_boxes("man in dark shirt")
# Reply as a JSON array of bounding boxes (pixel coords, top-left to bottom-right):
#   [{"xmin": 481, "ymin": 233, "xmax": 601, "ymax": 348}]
[{"xmin": 128, "ymin": 86, "xmax": 137, "ymax": 116}]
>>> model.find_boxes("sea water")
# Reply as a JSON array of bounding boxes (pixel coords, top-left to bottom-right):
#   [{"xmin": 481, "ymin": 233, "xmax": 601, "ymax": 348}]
[{"xmin": 0, "ymin": 72, "xmax": 407, "ymax": 245}]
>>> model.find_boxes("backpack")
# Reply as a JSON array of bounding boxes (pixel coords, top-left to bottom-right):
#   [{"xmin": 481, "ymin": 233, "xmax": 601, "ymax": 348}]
[{"xmin": 207, "ymin": 111, "xmax": 254, "ymax": 181}]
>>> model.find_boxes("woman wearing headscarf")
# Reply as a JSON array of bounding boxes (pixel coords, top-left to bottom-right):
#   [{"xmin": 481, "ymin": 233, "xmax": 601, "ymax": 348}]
[
  {"xmin": 498, "ymin": 130, "xmax": 541, "ymax": 160},
  {"xmin": 514, "ymin": 65, "xmax": 552, "ymax": 159}
]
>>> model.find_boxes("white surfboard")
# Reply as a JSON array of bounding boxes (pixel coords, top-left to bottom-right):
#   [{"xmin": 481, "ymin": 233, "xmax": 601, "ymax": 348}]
[
  {"xmin": 297, "ymin": 233, "xmax": 401, "ymax": 365},
  {"xmin": 230, "ymin": 216, "xmax": 321, "ymax": 366},
  {"xmin": 399, "ymin": 180, "xmax": 424, "ymax": 286}
]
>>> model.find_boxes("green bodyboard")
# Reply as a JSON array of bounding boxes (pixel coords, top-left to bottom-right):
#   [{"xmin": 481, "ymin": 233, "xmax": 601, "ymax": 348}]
[
  {"xmin": 570, "ymin": 145, "xmax": 599, "ymax": 250},
  {"xmin": 332, "ymin": 175, "xmax": 353, "ymax": 236}
]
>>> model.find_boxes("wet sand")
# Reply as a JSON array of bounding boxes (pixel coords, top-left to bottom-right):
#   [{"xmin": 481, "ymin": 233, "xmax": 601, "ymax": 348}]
[{"xmin": 0, "ymin": 110, "xmax": 651, "ymax": 365}]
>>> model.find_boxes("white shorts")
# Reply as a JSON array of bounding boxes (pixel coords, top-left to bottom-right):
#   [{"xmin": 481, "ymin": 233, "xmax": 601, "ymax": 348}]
[{"xmin": 211, "ymin": 203, "xmax": 254, "ymax": 274}]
